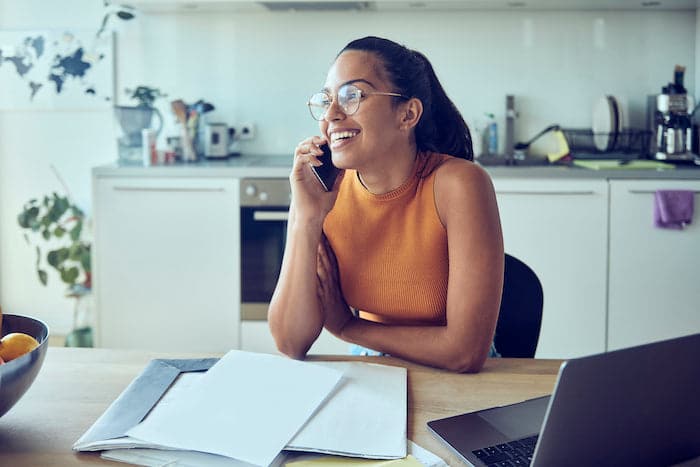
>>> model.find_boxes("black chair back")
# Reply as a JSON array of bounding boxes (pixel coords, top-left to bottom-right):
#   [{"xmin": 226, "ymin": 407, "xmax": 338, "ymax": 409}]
[{"xmin": 494, "ymin": 254, "xmax": 544, "ymax": 358}]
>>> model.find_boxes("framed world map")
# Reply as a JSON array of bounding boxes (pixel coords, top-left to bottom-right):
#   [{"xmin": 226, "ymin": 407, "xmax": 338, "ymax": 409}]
[{"xmin": 0, "ymin": 30, "xmax": 114, "ymax": 109}]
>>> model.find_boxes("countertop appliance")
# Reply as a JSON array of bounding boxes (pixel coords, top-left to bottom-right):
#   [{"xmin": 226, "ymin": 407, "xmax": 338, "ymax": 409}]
[
  {"xmin": 203, "ymin": 122, "xmax": 230, "ymax": 159},
  {"xmin": 650, "ymin": 65, "xmax": 698, "ymax": 163},
  {"xmin": 239, "ymin": 178, "xmax": 291, "ymax": 321}
]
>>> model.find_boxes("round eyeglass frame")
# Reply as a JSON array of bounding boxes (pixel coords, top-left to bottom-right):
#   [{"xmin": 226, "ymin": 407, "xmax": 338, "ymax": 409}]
[{"xmin": 307, "ymin": 83, "xmax": 409, "ymax": 121}]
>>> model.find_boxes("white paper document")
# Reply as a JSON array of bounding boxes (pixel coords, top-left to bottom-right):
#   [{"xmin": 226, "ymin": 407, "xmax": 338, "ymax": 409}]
[
  {"xmin": 126, "ymin": 350, "xmax": 344, "ymax": 467},
  {"xmin": 286, "ymin": 362, "xmax": 407, "ymax": 459},
  {"xmin": 101, "ymin": 447, "xmax": 289, "ymax": 467},
  {"xmin": 100, "ymin": 440, "xmax": 442, "ymax": 467}
]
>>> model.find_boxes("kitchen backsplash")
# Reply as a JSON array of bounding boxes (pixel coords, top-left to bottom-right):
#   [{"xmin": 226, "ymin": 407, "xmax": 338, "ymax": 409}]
[{"xmin": 115, "ymin": 9, "xmax": 695, "ymax": 156}]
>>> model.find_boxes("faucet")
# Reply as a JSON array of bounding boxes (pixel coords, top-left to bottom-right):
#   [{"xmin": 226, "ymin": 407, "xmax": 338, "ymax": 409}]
[{"xmin": 505, "ymin": 95, "xmax": 521, "ymax": 162}]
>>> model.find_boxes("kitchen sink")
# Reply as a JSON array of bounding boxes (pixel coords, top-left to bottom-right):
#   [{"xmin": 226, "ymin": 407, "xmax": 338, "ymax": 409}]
[{"xmin": 476, "ymin": 155, "xmax": 550, "ymax": 167}]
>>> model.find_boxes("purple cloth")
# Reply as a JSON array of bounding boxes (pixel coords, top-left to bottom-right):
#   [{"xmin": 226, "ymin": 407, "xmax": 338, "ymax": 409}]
[{"xmin": 654, "ymin": 190, "xmax": 695, "ymax": 229}]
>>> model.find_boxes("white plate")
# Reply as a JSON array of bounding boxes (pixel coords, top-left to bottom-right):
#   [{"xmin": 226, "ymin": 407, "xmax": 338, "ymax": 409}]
[{"xmin": 592, "ymin": 95, "xmax": 617, "ymax": 152}]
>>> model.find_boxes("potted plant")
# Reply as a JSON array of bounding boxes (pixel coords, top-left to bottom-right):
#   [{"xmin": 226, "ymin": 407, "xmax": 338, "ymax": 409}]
[{"xmin": 17, "ymin": 192, "xmax": 93, "ymax": 347}]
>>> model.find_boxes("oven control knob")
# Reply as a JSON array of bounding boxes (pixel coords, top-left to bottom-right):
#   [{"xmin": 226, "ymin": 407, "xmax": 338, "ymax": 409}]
[
  {"xmin": 244, "ymin": 184, "xmax": 257, "ymax": 197},
  {"xmin": 258, "ymin": 191, "xmax": 269, "ymax": 202}
]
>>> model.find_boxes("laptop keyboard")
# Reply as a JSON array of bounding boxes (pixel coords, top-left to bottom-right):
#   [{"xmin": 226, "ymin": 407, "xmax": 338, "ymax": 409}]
[{"xmin": 472, "ymin": 435, "xmax": 538, "ymax": 466}]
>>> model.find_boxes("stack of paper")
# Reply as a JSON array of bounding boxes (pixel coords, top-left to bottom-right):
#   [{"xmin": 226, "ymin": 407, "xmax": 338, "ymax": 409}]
[
  {"xmin": 99, "ymin": 440, "xmax": 447, "ymax": 467},
  {"xmin": 74, "ymin": 351, "xmax": 408, "ymax": 467}
]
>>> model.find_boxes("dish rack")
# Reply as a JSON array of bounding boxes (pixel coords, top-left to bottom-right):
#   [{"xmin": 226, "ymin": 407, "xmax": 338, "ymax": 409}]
[{"xmin": 562, "ymin": 128, "xmax": 651, "ymax": 156}]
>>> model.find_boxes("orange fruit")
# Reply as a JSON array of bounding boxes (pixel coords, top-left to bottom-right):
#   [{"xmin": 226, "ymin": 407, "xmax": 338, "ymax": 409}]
[{"xmin": 0, "ymin": 333, "xmax": 40, "ymax": 362}]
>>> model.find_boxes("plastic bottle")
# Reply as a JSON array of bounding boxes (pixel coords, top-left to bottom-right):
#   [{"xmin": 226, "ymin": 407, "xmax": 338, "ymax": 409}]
[
  {"xmin": 485, "ymin": 113, "xmax": 498, "ymax": 155},
  {"xmin": 471, "ymin": 122, "xmax": 483, "ymax": 158},
  {"xmin": 141, "ymin": 128, "xmax": 157, "ymax": 166}
]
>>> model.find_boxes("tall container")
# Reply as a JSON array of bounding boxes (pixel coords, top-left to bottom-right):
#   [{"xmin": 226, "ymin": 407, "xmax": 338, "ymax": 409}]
[{"xmin": 485, "ymin": 113, "xmax": 498, "ymax": 155}]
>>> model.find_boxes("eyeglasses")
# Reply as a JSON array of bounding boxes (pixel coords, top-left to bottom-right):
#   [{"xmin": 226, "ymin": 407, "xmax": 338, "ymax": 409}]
[{"xmin": 307, "ymin": 83, "xmax": 409, "ymax": 121}]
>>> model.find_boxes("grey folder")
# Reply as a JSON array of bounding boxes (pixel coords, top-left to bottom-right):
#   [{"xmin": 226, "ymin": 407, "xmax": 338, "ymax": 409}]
[
  {"xmin": 74, "ymin": 358, "xmax": 218, "ymax": 449},
  {"xmin": 428, "ymin": 333, "xmax": 700, "ymax": 467}
]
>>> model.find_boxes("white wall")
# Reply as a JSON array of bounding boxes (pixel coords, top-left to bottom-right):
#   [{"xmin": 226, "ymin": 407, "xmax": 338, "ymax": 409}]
[
  {"xmin": 0, "ymin": 1, "xmax": 113, "ymax": 333},
  {"xmin": 122, "ymin": 8, "xmax": 695, "ymax": 154},
  {"xmin": 0, "ymin": 1, "xmax": 695, "ymax": 334}
]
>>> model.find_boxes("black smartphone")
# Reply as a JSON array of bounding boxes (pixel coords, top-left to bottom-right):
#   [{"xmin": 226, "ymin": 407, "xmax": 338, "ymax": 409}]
[{"xmin": 310, "ymin": 144, "xmax": 341, "ymax": 191}]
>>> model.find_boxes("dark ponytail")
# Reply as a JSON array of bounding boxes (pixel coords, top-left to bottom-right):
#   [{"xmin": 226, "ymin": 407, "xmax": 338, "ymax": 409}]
[{"xmin": 340, "ymin": 36, "xmax": 473, "ymax": 161}]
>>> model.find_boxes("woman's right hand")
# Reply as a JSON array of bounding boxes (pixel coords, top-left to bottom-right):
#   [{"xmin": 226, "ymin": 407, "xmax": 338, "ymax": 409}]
[{"xmin": 290, "ymin": 136, "xmax": 343, "ymax": 224}]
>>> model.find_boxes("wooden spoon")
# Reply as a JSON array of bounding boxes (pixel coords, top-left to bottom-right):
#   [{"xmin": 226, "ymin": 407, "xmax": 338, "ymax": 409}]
[
  {"xmin": 170, "ymin": 100, "xmax": 196, "ymax": 160},
  {"xmin": 171, "ymin": 99, "xmax": 187, "ymax": 125}
]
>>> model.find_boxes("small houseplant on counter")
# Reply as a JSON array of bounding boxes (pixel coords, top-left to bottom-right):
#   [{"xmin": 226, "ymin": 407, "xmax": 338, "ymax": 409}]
[{"xmin": 17, "ymin": 192, "xmax": 93, "ymax": 347}]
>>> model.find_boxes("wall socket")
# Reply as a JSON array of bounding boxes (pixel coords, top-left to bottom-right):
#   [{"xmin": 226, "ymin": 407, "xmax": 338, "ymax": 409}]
[{"xmin": 237, "ymin": 122, "xmax": 255, "ymax": 141}]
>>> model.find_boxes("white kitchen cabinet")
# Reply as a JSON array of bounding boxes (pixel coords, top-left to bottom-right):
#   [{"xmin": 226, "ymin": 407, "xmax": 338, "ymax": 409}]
[
  {"xmin": 130, "ymin": 0, "xmax": 695, "ymax": 13},
  {"xmin": 241, "ymin": 321, "xmax": 350, "ymax": 355},
  {"xmin": 608, "ymin": 180, "xmax": 700, "ymax": 350},
  {"xmin": 93, "ymin": 176, "xmax": 241, "ymax": 352},
  {"xmin": 493, "ymin": 178, "xmax": 609, "ymax": 359}
]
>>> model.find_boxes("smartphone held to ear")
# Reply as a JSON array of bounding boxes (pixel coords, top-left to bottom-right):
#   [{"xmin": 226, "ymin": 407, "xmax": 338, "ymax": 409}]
[{"xmin": 310, "ymin": 144, "xmax": 341, "ymax": 191}]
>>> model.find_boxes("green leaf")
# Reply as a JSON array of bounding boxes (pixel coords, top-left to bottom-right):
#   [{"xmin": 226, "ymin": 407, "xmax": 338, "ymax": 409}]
[
  {"xmin": 69, "ymin": 222, "xmax": 83, "ymax": 242},
  {"xmin": 80, "ymin": 249, "xmax": 91, "ymax": 272},
  {"xmin": 54, "ymin": 226, "xmax": 66, "ymax": 237},
  {"xmin": 18, "ymin": 211, "xmax": 28, "ymax": 228},
  {"xmin": 60, "ymin": 266, "xmax": 79, "ymax": 285},
  {"xmin": 47, "ymin": 195, "xmax": 69, "ymax": 223},
  {"xmin": 41, "ymin": 228, "xmax": 51, "ymax": 240},
  {"xmin": 17, "ymin": 206, "xmax": 40, "ymax": 228},
  {"xmin": 38, "ymin": 269, "xmax": 48, "ymax": 286},
  {"xmin": 71, "ymin": 205, "xmax": 85, "ymax": 218},
  {"xmin": 47, "ymin": 248, "xmax": 70, "ymax": 267},
  {"xmin": 68, "ymin": 243, "xmax": 82, "ymax": 261}
]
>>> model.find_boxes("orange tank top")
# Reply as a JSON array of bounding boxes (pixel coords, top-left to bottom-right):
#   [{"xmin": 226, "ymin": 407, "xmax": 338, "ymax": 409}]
[{"xmin": 323, "ymin": 151, "xmax": 452, "ymax": 325}]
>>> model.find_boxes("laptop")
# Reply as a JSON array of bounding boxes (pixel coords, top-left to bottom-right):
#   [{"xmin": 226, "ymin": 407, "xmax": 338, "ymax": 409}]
[{"xmin": 427, "ymin": 333, "xmax": 700, "ymax": 467}]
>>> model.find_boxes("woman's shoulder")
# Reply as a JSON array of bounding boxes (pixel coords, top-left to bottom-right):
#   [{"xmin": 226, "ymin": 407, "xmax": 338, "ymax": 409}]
[
  {"xmin": 432, "ymin": 154, "xmax": 495, "ymax": 200},
  {"xmin": 432, "ymin": 153, "xmax": 490, "ymax": 182}
]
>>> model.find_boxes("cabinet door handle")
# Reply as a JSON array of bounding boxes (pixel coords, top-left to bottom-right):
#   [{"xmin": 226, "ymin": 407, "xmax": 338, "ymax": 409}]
[
  {"xmin": 113, "ymin": 186, "xmax": 226, "ymax": 193},
  {"xmin": 628, "ymin": 189, "xmax": 700, "ymax": 194},
  {"xmin": 497, "ymin": 190, "xmax": 597, "ymax": 195},
  {"xmin": 253, "ymin": 211, "xmax": 289, "ymax": 221}
]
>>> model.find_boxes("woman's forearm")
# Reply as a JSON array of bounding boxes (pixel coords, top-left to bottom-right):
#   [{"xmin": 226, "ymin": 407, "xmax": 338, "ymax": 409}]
[
  {"xmin": 340, "ymin": 318, "xmax": 493, "ymax": 373},
  {"xmin": 268, "ymin": 211, "xmax": 325, "ymax": 359}
]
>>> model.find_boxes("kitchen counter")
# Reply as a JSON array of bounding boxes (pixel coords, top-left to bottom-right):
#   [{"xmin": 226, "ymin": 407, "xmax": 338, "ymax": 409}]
[
  {"xmin": 93, "ymin": 154, "xmax": 700, "ymax": 180},
  {"xmin": 94, "ymin": 154, "xmax": 294, "ymax": 178}
]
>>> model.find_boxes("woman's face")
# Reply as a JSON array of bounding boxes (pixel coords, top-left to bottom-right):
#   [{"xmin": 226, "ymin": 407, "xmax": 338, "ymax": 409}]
[{"xmin": 320, "ymin": 50, "xmax": 407, "ymax": 170}]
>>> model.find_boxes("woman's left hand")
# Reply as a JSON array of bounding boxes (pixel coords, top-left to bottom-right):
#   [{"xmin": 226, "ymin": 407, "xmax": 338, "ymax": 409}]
[{"xmin": 316, "ymin": 234, "xmax": 354, "ymax": 337}]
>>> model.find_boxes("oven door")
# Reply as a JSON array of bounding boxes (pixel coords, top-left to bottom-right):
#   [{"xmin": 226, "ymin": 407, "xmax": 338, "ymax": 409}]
[{"xmin": 240, "ymin": 206, "xmax": 288, "ymax": 321}]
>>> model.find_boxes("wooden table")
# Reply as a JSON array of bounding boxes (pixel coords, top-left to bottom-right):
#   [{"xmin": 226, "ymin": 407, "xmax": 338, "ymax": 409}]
[{"xmin": 0, "ymin": 348, "xmax": 561, "ymax": 466}]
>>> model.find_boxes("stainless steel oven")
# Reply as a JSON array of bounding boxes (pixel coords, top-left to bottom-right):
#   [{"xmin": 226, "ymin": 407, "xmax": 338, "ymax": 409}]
[{"xmin": 240, "ymin": 178, "xmax": 291, "ymax": 321}]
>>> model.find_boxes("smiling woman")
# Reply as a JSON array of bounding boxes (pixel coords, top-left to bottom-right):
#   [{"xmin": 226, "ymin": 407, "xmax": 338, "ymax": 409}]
[{"xmin": 268, "ymin": 36, "xmax": 503, "ymax": 373}]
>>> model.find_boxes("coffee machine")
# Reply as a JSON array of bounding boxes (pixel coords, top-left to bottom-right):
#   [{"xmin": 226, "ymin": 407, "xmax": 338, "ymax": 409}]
[{"xmin": 648, "ymin": 65, "xmax": 698, "ymax": 163}]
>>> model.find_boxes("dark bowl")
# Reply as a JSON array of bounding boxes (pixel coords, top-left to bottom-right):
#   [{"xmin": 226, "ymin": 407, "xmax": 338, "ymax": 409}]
[{"xmin": 0, "ymin": 314, "xmax": 49, "ymax": 417}]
